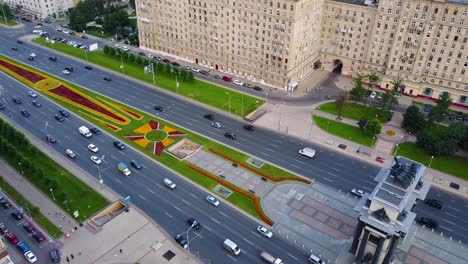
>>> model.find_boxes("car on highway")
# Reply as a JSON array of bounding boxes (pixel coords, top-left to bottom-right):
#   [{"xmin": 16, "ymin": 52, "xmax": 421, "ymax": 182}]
[
  {"xmin": 130, "ymin": 160, "xmax": 142, "ymax": 169},
  {"xmin": 224, "ymin": 132, "xmax": 237, "ymax": 140},
  {"xmin": 90, "ymin": 155, "xmax": 101, "ymax": 165},
  {"xmin": 163, "ymin": 178, "xmax": 176, "ymax": 189},
  {"xmin": 424, "ymin": 198, "xmax": 443, "ymax": 209},
  {"xmin": 309, "ymin": 254, "xmax": 325, "ymax": 264},
  {"xmin": 17, "ymin": 40, "xmax": 23, "ymax": 44},
  {"xmin": 46, "ymin": 135, "xmax": 57, "ymax": 143},
  {"xmin": 187, "ymin": 218, "xmax": 202, "ymax": 230},
  {"xmin": 23, "ymin": 222, "xmax": 36, "ymax": 234},
  {"xmin": 257, "ymin": 225, "xmax": 273, "ymax": 238},
  {"xmin": 243, "ymin": 124, "xmax": 255, "ymax": 132},
  {"xmin": 0, "ymin": 198, "xmax": 11, "ymax": 209},
  {"xmin": 203, "ymin": 113, "xmax": 215, "ymax": 120},
  {"xmin": 28, "ymin": 91, "xmax": 38, "ymax": 98},
  {"xmin": 64, "ymin": 67, "xmax": 74, "ymax": 72},
  {"xmin": 48, "ymin": 56, "xmax": 57, "ymax": 61},
  {"xmin": 84, "ymin": 65, "xmax": 93, "ymax": 70},
  {"xmin": 233, "ymin": 80, "xmax": 243, "ymax": 86},
  {"xmin": 24, "ymin": 251, "xmax": 37, "ymax": 263},
  {"xmin": 174, "ymin": 235, "xmax": 188, "ymax": 248},
  {"xmin": 113, "ymin": 141, "xmax": 125, "ymax": 150},
  {"xmin": 351, "ymin": 189, "xmax": 364, "ymax": 197},
  {"xmin": 103, "ymin": 77, "xmax": 112, "ymax": 81},
  {"xmin": 32, "ymin": 231, "xmax": 45, "ymax": 243},
  {"xmin": 21, "ymin": 110, "xmax": 30, "ymax": 117},
  {"xmin": 0, "ymin": 223, "xmax": 8, "ymax": 235},
  {"xmin": 54, "ymin": 114, "xmax": 64, "ymax": 122},
  {"xmin": 88, "ymin": 144, "xmax": 99, "ymax": 153},
  {"xmin": 62, "ymin": 70, "xmax": 70, "ymax": 75},
  {"xmin": 90, "ymin": 127, "xmax": 101, "ymax": 135},
  {"xmin": 66, "ymin": 149, "xmax": 76, "ymax": 158},
  {"xmin": 12, "ymin": 96, "xmax": 22, "ymax": 104},
  {"xmin": 206, "ymin": 195, "xmax": 219, "ymax": 206},
  {"xmin": 59, "ymin": 109, "xmax": 70, "ymax": 117},
  {"xmin": 32, "ymin": 100, "xmax": 41, "ymax": 107},
  {"xmin": 154, "ymin": 105, "xmax": 164, "ymax": 112},
  {"xmin": 211, "ymin": 122, "xmax": 222, "ymax": 129},
  {"xmin": 29, "ymin": 53, "xmax": 36, "ymax": 58},
  {"xmin": 6, "ymin": 233, "xmax": 19, "ymax": 244},
  {"xmin": 417, "ymin": 217, "xmax": 438, "ymax": 229},
  {"xmin": 49, "ymin": 248, "xmax": 61, "ymax": 263}
]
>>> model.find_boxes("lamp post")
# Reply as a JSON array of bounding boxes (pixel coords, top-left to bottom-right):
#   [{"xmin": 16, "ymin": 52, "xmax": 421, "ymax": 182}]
[
  {"xmin": 18, "ymin": 162, "xmax": 23, "ymax": 174},
  {"xmin": 1, "ymin": 4, "xmax": 7, "ymax": 25},
  {"xmin": 97, "ymin": 155, "xmax": 105, "ymax": 184},
  {"xmin": 226, "ymin": 92, "xmax": 231, "ymax": 114},
  {"xmin": 407, "ymin": 131, "xmax": 411, "ymax": 142},
  {"xmin": 120, "ymin": 52, "xmax": 125, "ymax": 73},
  {"xmin": 186, "ymin": 222, "xmax": 196, "ymax": 253},
  {"xmin": 371, "ymin": 136, "xmax": 376, "ymax": 149},
  {"xmin": 50, "ymin": 188, "xmax": 56, "ymax": 201},
  {"xmin": 428, "ymin": 155, "xmax": 434, "ymax": 168}
]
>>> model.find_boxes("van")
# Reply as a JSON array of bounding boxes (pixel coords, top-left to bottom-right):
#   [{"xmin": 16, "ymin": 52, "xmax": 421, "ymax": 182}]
[
  {"xmin": 223, "ymin": 239, "xmax": 240, "ymax": 255},
  {"xmin": 164, "ymin": 178, "xmax": 176, "ymax": 189},
  {"xmin": 308, "ymin": 254, "xmax": 324, "ymax": 264},
  {"xmin": 299, "ymin": 147, "xmax": 316, "ymax": 158},
  {"xmin": 222, "ymin": 76, "xmax": 232, "ymax": 82}
]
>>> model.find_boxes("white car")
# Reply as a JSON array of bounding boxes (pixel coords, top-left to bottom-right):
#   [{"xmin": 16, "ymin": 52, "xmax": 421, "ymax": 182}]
[
  {"xmin": 163, "ymin": 178, "xmax": 176, "ymax": 189},
  {"xmin": 87, "ymin": 144, "xmax": 99, "ymax": 153},
  {"xmin": 351, "ymin": 189, "xmax": 364, "ymax": 197},
  {"xmin": 29, "ymin": 53, "xmax": 36, "ymax": 58},
  {"xmin": 24, "ymin": 251, "xmax": 37, "ymax": 263},
  {"xmin": 120, "ymin": 46, "xmax": 129, "ymax": 51},
  {"xmin": 66, "ymin": 149, "xmax": 76, "ymax": 158},
  {"xmin": 234, "ymin": 80, "xmax": 243, "ymax": 86},
  {"xmin": 257, "ymin": 225, "xmax": 273, "ymax": 238},
  {"xmin": 369, "ymin": 91, "xmax": 376, "ymax": 98},
  {"xmin": 191, "ymin": 68, "xmax": 200, "ymax": 73},
  {"xmin": 28, "ymin": 91, "xmax": 37, "ymax": 98},
  {"xmin": 183, "ymin": 65, "xmax": 191, "ymax": 70},
  {"xmin": 147, "ymin": 54, "xmax": 154, "ymax": 59},
  {"xmin": 206, "ymin": 195, "xmax": 219, "ymax": 206},
  {"xmin": 32, "ymin": 29, "xmax": 41, "ymax": 34},
  {"xmin": 210, "ymin": 122, "xmax": 222, "ymax": 129},
  {"xmin": 62, "ymin": 70, "xmax": 70, "ymax": 75},
  {"xmin": 63, "ymin": 30, "xmax": 70, "ymax": 34},
  {"xmin": 90, "ymin": 155, "xmax": 101, "ymax": 165},
  {"xmin": 33, "ymin": 25, "xmax": 42, "ymax": 29}
]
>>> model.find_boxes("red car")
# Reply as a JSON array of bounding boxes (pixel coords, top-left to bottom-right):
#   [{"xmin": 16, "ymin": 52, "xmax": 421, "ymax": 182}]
[
  {"xmin": 162, "ymin": 58, "xmax": 171, "ymax": 63},
  {"xmin": 222, "ymin": 76, "xmax": 232, "ymax": 82},
  {"xmin": 32, "ymin": 231, "xmax": 45, "ymax": 243},
  {"xmin": 6, "ymin": 233, "xmax": 19, "ymax": 245},
  {"xmin": 23, "ymin": 222, "xmax": 36, "ymax": 234}
]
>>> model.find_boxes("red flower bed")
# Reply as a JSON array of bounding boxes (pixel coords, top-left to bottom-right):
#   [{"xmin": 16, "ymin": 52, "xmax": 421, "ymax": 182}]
[
  {"xmin": 120, "ymin": 107, "xmax": 143, "ymax": 119},
  {"xmin": 209, "ymin": 149, "xmax": 311, "ymax": 184},
  {"xmin": 168, "ymin": 131, "xmax": 186, "ymax": 137},
  {"xmin": 0, "ymin": 59, "xmax": 45, "ymax": 83},
  {"xmin": 153, "ymin": 141, "xmax": 165, "ymax": 156},
  {"xmin": 187, "ymin": 164, "xmax": 274, "ymax": 225},
  {"xmin": 50, "ymin": 85, "xmax": 126, "ymax": 123}
]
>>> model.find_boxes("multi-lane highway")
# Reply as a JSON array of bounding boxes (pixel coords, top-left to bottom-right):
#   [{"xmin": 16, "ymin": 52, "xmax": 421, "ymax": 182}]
[{"xmin": 1, "ymin": 22, "xmax": 468, "ymax": 258}]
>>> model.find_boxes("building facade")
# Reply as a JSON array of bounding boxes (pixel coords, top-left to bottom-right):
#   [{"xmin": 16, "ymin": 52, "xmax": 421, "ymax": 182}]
[
  {"xmin": 1, "ymin": 0, "xmax": 74, "ymax": 20},
  {"xmin": 136, "ymin": 0, "xmax": 468, "ymax": 105}
]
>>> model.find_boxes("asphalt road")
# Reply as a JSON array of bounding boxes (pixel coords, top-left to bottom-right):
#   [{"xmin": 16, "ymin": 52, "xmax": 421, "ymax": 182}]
[
  {"xmin": 0, "ymin": 74, "xmax": 309, "ymax": 263},
  {"xmin": 1, "ymin": 24, "xmax": 468, "ymax": 249}
]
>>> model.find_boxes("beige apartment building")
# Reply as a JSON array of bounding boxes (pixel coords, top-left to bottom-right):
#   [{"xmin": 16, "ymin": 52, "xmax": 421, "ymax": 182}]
[{"xmin": 136, "ymin": 0, "xmax": 468, "ymax": 106}]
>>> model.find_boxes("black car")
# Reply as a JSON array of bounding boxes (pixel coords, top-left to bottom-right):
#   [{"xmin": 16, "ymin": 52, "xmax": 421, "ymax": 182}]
[
  {"xmin": 90, "ymin": 127, "xmax": 101, "ymax": 135},
  {"xmin": 21, "ymin": 110, "xmax": 30, "ymax": 117},
  {"xmin": 187, "ymin": 218, "xmax": 202, "ymax": 230},
  {"xmin": 417, "ymin": 217, "xmax": 438, "ymax": 229},
  {"xmin": 32, "ymin": 100, "xmax": 42, "ymax": 107},
  {"xmin": 224, "ymin": 132, "xmax": 237, "ymax": 140},
  {"xmin": 12, "ymin": 96, "xmax": 22, "ymax": 104},
  {"xmin": 54, "ymin": 114, "xmax": 64, "ymax": 122},
  {"xmin": 154, "ymin": 105, "xmax": 164, "ymax": 112},
  {"xmin": 28, "ymin": 56, "xmax": 34, "ymax": 61},
  {"xmin": 113, "ymin": 141, "xmax": 125, "ymax": 150},
  {"xmin": 84, "ymin": 65, "xmax": 93, "ymax": 70},
  {"xmin": 138, "ymin": 52, "xmax": 146, "ymax": 56},
  {"xmin": 456, "ymin": 112, "xmax": 464, "ymax": 121},
  {"xmin": 49, "ymin": 56, "xmax": 57, "ymax": 61},
  {"xmin": 171, "ymin": 62, "xmax": 181, "ymax": 67},
  {"xmin": 253, "ymin": 86, "xmax": 263, "ymax": 92},
  {"xmin": 0, "ymin": 223, "xmax": 8, "ymax": 235},
  {"xmin": 11, "ymin": 47, "xmax": 18, "ymax": 51},
  {"xmin": 243, "ymin": 124, "xmax": 255, "ymax": 132},
  {"xmin": 448, "ymin": 113, "xmax": 456, "ymax": 121},
  {"xmin": 130, "ymin": 160, "xmax": 142, "ymax": 169},
  {"xmin": 424, "ymin": 198, "xmax": 444, "ymax": 209},
  {"xmin": 64, "ymin": 67, "xmax": 74, "ymax": 72},
  {"xmin": 103, "ymin": 77, "xmax": 112, "ymax": 81},
  {"xmin": 243, "ymin": 83, "xmax": 253, "ymax": 89},
  {"xmin": 49, "ymin": 248, "xmax": 61, "ymax": 263},
  {"xmin": 0, "ymin": 198, "xmax": 11, "ymax": 209},
  {"xmin": 17, "ymin": 40, "xmax": 23, "ymax": 44},
  {"xmin": 11, "ymin": 210, "xmax": 23, "ymax": 220},
  {"xmin": 203, "ymin": 113, "xmax": 215, "ymax": 120},
  {"xmin": 59, "ymin": 109, "xmax": 70, "ymax": 117},
  {"xmin": 47, "ymin": 135, "xmax": 57, "ymax": 143},
  {"xmin": 0, "ymin": 102, "xmax": 5, "ymax": 109},
  {"xmin": 174, "ymin": 235, "xmax": 188, "ymax": 248},
  {"xmin": 199, "ymin": 70, "xmax": 209, "ymax": 75}
]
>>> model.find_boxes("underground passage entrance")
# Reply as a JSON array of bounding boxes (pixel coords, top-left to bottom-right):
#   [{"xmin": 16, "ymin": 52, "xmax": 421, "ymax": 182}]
[{"xmin": 332, "ymin": 60, "xmax": 343, "ymax": 74}]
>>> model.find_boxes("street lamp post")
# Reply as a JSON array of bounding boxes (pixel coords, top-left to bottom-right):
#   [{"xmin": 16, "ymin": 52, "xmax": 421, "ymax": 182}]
[
  {"xmin": 120, "ymin": 52, "xmax": 125, "ymax": 73},
  {"xmin": 407, "ymin": 131, "xmax": 411, "ymax": 142},
  {"xmin": 50, "ymin": 188, "xmax": 56, "ymax": 201},
  {"xmin": 97, "ymin": 155, "xmax": 105, "ymax": 184},
  {"xmin": 226, "ymin": 92, "xmax": 231, "ymax": 114},
  {"xmin": 428, "ymin": 155, "xmax": 434, "ymax": 168},
  {"xmin": 18, "ymin": 162, "xmax": 24, "ymax": 174},
  {"xmin": 186, "ymin": 223, "xmax": 196, "ymax": 253},
  {"xmin": 371, "ymin": 136, "xmax": 376, "ymax": 149}
]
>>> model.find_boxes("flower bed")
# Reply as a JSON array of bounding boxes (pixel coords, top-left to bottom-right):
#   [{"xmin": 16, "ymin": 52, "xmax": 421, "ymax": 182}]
[{"xmin": 0, "ymin": 59, "xmax": 45, "ymax": 83}]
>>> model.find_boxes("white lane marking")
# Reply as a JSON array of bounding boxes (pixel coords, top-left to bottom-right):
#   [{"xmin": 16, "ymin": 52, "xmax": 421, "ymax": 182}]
[
  {"xmin": 447, "ymin": 206, "xmax": 459, "ymax": 212},
  {"xmin": 143, "ymin": 105, "xmax": 150, "ymax": 109},
  {"xmin": 441, "ymin": 219, "xmax": 455, "ymax": 225},
  {"xmin": 446, "ymin": 212, "xmax": 457, "ymax": 218},
  {"xmin": 227, "ymin": 255, "xmax": 238, "ymax": 262},
  {"xmin": 335, "ymin": 163, "xmax": 345, "ymax": 167},
  {"xmin": 165, "ymin": 212, "xmax": 173, "ymax": 218},
  {"xmin": 203, "ymin": 225, "xmax": 212, "ymax": 232},
  {"xmin": 331, "ymin": 167, "xmax": 341, "ymax": 172},
  {"xmin": 243, "ymin": 238, "xmax": 254, "ymax": 246},
  {"xmin": 265, "ymin": 148, "xmax": 274, "ymax": 152},
  {"xmin": 120, "ymin": 151, "xmax": 126, "ymax": 156},
  {"xmin": 273, "ymin": 139, "xmax": 282, "ymax": 144},
  {"xmin": 174, "ymin": 206, "xmax": 182, "ymax": 212},
  {"xmin": 155, "ymin": 183, "xmax": 163, "ymax": 188},
  {"xmin": 328, "ymin": 172, "xmax": 337, "ymax": 177},
  {"xmin": 291, "ymin": 164, "xmax": 300, "ymax": 169},
  {"xmin": 138, "ymin": 194, "xmax": 146, "ymax": 200},
  {"xmin": 439, "ymin": 226, "xmax": 453, "ymax": 233},
  {"xmin": 287, "ymin": 253, "xmax": 299, "ymax": 260},
  {"xmin": 323, "ymin": 177, "xmax": 334, "ymax": 182},
  {"xmin": 146, "ymin": 188, "xmax": 155, "ymax": 194},
  {"xmin": 97, "ymin": 138, "xmax": 105, "ymax": 143},
  {"xmin": 190, "ymin": 193, "xmax": 199, "ymax": 200},
  {"xmin": 260, "ymin": 152, "xmax": 270, "ymax": 156},
  {"xmin": 114, "ymin": 178, "xmax": 122, "ymax": 184},
  {"xmin": 295, "ymin": 159, "xmax": 305, "ymax": 164},
  {"xmin": 110, "ymin": 155, "xmax": 118, "ymax": 160},
  {"xmin": 270, "ymin": 144, "xmax": 279, "ymax": 148},
  {"xmin": 219, "ymin": 211, "xmax": 228, "ymax": 217},
  {"xmin": 186, "ymin": 122, "xmax": 193, "ymax": 126},
  {"xmin": 210, "ymin": 217, "xmax": 221, "ymax": 224},
  {"xmin": 182, "ymin": 199, "xmax": 191, "ymax": 205},
  {"xmin": 250, "ymin": 231, "xmax": 262, "ymax": 238},
  {"xmin": 64, "ymin": 135, "xmax": 71, "ymax": 140}
]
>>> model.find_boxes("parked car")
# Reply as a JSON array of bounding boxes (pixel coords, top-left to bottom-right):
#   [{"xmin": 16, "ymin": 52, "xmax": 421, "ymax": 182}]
[
  {"xmin": 32, "ymin": 231, "xmax": 45, "ymax": 243},
  {"xmin": 211, "ymin": 122, "xmax": 222, "ymax": 129},
  {"xmin": 456, "ymin": 112, "xmax": 464, "ymax": 121},
  {"xmin": 46, "ymin": 135, "xmax": 57, "ymax": 143},
  {"xmin": 103, "ymin": 77, "xmax": 112, "ymax": 81},
  {"xmin": 174, "ymin": 235, "xmax": 188, "ymax": 248},
  {"xmin": 222, "ymin": 76, "xmax": 232, "ymax": 82},
  {"xmin": 0, "ymin": 198, "xmax": 11, "ymax": 209},
  {"xmin": 199, "ymin": 70, "xmax": 209, "ymax": 75},
  {"xmin": 351, "ymin": 189, "xmax": 364, "ymax": 197},
  {"xmin": 59, "ymin": 109, "xmax": 70, "ymax": 117},
  {"xmin": 213, "ymin": 75, "xmax": 221, "ymax": 79},
  {"xmin": 203, "ymin": 113, "xmax": 215, "ymax": 120},
  {"xmin": 187, "ymin": 218, "xmax": 202, "ymax": 230},
  {"xmin": 224, "ymin": 132, "xmax": 237, "ymax": 140},
  {"xmin": 171, "ymin": 62, "xmax": 181, "ymax": 67},
  {"xmin": 54, "ymin": 114, "xmax": 64, "ymax": 122},
  {"xmin": 11, "ymin": 210, "xmax": 23, "ymax": 220},
  {"xmin": 191, "ymin": 68, "xmax": 200, "ymax": 73},
  {"xmin": 206, "ymin": 195, "xmax": 220, "ymax": 206},
  {"xmin": 23, "ymin": 222, "xmax": 36, "ymax": 234},
  {"xmin": 243, "ymin": 124, "xmax": 255, "ymax": 132},
  {"xmin": 448, "ymin": 113, "xmax": 456, "ymax": 121},
  {"xmin": 424, "ymin": 198, "xmax": 444, "ymax": 209},
  {"xmin": 257, "ymin": 225, "xmax": 273, "ymax": 238},
  {"xmin": 24, "ymin": 251, "xmax": 37, "ymax": 263},
  {"xmin": 233, "ymin": 80, "xmax": 243, "ymax": 86},
  {"xmin": 130, "ymin": 160, "xmax": 142, "ymax": 169},
  {"xmin": 154, "ymin": 105, "xmax": 164, "ymax": 112},
  {"xmin": 417, "ymin": 217, "xmax": 438, "ymax": 229},
  {"xmin": 49, "ymin": 248, "xmax": 61, "ymax": 263},
  {"xmin": 0, "ymin": 223, "xmax": 9, "ymax": 235},
  {"xmin": 16, "ymin": 241, "xmax": 29, "ymax": 253},
  {"xmin": 21, "ymin": 110, "xmax": 30, "ymax": 117},
  {"xmin": 162, "ymin": 58, "xmax": 171, "ymax": 63},
  {"xmin": 243, "ymin": 83, "xmax": 253, "ymax": 89},
  {"xmin": 6, "ymin": 233, "xmax": 19, "ymax": 244},
  {"xmin": 32, "ymin": 100, "xmax": 41, "ymax": 107},
  {"xmin": 113, "ymin": 141, "xmax": 125, "ymax": 150},
  {"xmin": 66, "ymin": 149, "xmax": 76, "ymax": 158},
  {"xmin": 90, "ymin": 127, "xmax": 101, "ymax": 135},
  {"xmin": 423, "ymin": 104, "xmax": 432, "ymax": 112},
  {"xmin": 138, "ymin": 52, "xmax": 146, "ymax": 56},
  {"xmin": 253, "ymin": 86, "xmax": 263, "ymax": 92}
]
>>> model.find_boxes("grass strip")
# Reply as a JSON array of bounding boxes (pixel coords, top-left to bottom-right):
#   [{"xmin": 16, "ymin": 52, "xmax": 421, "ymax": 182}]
[
  {"xmin": 0, "ymin": 19, "xmax": 17, "ymax": 26},
  {"xmin": 0, "ymin": 176, "xmax": 63, "ymax": 238},
  {"xmin": 313, "ymin": 115, "xmax": 374, "ymax": 147},
  {"xmin": 317, "ymin": 102, "xmax": 390, "ymax": 123}
]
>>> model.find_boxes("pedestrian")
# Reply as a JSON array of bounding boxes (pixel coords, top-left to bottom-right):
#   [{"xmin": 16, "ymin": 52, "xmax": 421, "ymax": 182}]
[
  {"xmin": 120, "ymin": 249, "xmax": 123, "ymax": 254},
  {"xmin": 71, "ymin": 254, "xmax": 74, "ymax": 259},
  {"xmin": 66, "ymin": 256, "xmax": 70, "ymax": 263}
]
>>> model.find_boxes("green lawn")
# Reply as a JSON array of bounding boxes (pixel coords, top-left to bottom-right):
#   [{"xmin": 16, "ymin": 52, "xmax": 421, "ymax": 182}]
[
  {"xmin": 313, "ymin": 115, "xmax": 374, "ymax": 147},
  {"xmin": 32, "ymin": 37, "xmax": 264, "ymax": 117},
  {"xmin": 86, "ymin": 28, "xmax": 113, "ymax": 38},
  {"xmin": 395, "ymin": 143, "xmax": 468, "ymax": 180},
  {"xmin": 317, "ymin": 102, "xmax": 390, "ymax": 123},
  {"xmin": 0, "ymin": 19, "xmax": 17, "ymax": 26},
  {"xmin": 0, "ymin": 177, "xmax": 63, "ymax": 238}
]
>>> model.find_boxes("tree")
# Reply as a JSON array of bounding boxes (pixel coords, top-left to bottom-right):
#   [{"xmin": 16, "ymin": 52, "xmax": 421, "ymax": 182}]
[
  {"xmin": 171, "ymin": 67, "xmax": 180, "ymax": 76},
  {"xmin": 334, "ymin": 91, "xmax": 349, "ymax": 119},
  {"xmin": 108, "ymin": 47, "xmax": 116, "ymax": 56},
  {"xmin": 428, "ymin": 93, "xmax": 452, "ymax": 123},
  {"xmin": 121, "ymin": 51, "xmax": 129, "ymax": 61},
  {"xmin": 129, "ymin": 0, "xmax": 136, "ymax": 9},
  {"xmin": 402, "ymin": 105, "xmax": 426, "ymax": 133},
  {"xmin": 163, "ymin": 63, "xmax": 172, "ymax": 74},
  {"xmin": 179, "ymin": 69, "xmax": 188, "ymax": 81},
  {"xmin": 364, "ymin": 119, "xmax": 382, "ymax": 136},
  {"xmin": 445, "ymin": 122, "xmax": 467, "ymax": 146},
  {"xmin": 135, "ymin": 56, "xmax": 143, "ymax": 64},
  {"xmin": 128, "ymin": 33, "xmax": 139, "ymax": 46},
  {"xmin": 0, "ymin": 3, "xmax": 13, "ymax": 20},
  {"xmin": 349, "ymin": 74, "xmax": 367, "ymax": 102},
  {"xmin": 128, "ymin": 53, "xmax": 135, "ymax": 63},
  {"xmin": 103, "ymin": 45, "xmax": 110, "ymax": 55},
  {"xmin": 186, "ymin": 71, "xmax": 195, "ymax": 82},
  {"xmin": 155, "ymin": 62, "xmax": 164, "ymax": 73},
  {"xmin": 390, "ymin": 78, "xmax": 403, "ymax": 93},
  {"xmin": 69, "ymin": 11, "xmax": 87, "ymax": 32},
  {"xmin": 95, "ymin": 16, "xmax": 104, "ymax": 25},
  {"xmin": 367, "ymin": 72, "xmax": 380, "ymax": 84},
  {"xmin": 416, "ymin": 130, "xmax": 437, "ymax": 155},
  {"xmin": 103, "ymin": 7, "xmax": 130, "ymax": 35},
  {"xmin": 376, "ymin": 90, "xmax": 398, "ymax": 110}
]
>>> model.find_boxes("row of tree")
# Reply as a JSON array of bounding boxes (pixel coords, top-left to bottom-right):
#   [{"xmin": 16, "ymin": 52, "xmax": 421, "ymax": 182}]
[
  {"xmin": 103, "ymin": 45, "xmax": 195, "ymax": 82},
  {"xmin": 402, "ymin": 94, "xmax": 468, "ymax": 156},
  {"xmin": 349, "ymin": 73, "xmax": 399, "ymax": 111},
  {"xmin": 0, "ymin": 3, "xmax": 13, "ymax": 21}
]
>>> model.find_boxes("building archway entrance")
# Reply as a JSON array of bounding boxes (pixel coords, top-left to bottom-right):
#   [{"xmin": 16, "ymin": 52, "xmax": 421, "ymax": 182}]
[
  {"xmin": 313, "ymin": 60, "xmax": 322, "ymax": 70},
  {"xmin": 332, "ymin": 60, "xmax": 343, "ymax": 74}
]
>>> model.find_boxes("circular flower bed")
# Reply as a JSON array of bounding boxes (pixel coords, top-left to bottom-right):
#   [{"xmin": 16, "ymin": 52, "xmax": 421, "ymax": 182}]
[
  {"xmin": 386, "ymin": 130, "xmax": 396, "ymax": 136},
  {"xmin": 145, "ymin": 130, "xmax": 168, "ymax": 142}
]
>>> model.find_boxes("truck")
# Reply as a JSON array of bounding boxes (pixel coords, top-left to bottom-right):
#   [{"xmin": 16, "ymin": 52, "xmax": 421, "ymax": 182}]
[
  {"xmin": 79, "ymin": 126, "xmax": 92, "ymax": 138},
  {"xmin": 299, "ymin": 147, "xmax": 316, "ymax": 158},
  {"xmin": 260, "ymin": 251, "xmax": 282, "ymax": 264},
  {"xmin": 117, "ymin": 163, "xmax": 131, "ymax": 176}
]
